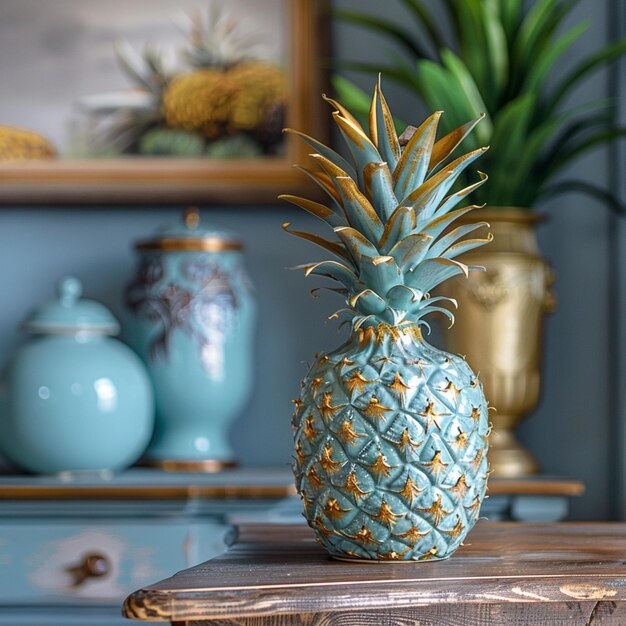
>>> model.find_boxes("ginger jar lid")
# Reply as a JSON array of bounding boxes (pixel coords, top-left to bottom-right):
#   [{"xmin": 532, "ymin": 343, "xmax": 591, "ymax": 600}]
[
  {"xmin": 134, "ymin": 207, "xmax": 242, "ymax": 253},
  {"xmin": 23, "ymin": 276, "xmax": 120, "ymax": 335}
]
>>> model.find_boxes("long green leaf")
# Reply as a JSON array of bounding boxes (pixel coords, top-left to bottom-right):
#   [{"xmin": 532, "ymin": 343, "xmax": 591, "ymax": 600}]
[
  {"xmin": 502, "ymin": 104, "xmax": 610, "ymax": 204},
  {"xmin": 522, "ymin": 22, "xmax": 588, "ymax": 94},
  {"xmin": 541, "ymin": 180, "xmax": 626, "ymax": 214},
  {"xmin": 332, "ymin": 61, "xmax": 417, "ymax": 88},
  {"xmin": 456, "ymin": 0, "xmax": 492, "ymax": 100},
  {"xmin": 440, "ymin": 51, "xmax": 492, "ymax": 144},
  {"xmin": 334, "ymin": 9, "xmax": 429, "ymax": 59},
  {"xmin": 513, "ymin": 0, "xmax": 574, "ymax": 71},
  {"xmin": 499, "ymin": 0, "xmax": 523, "ymax": 41},
  {"xmin": 487, "ymin": 93, "xmax": 537, "ymax": 204},
  {"xmin": 546, "ymin": 128, "xmax": 626, "ymax": 177},
  {"xmin": 441, "ymin": 0, "xmax": 461, "ymax": 42},
  {"xmin": 547, "ymin": 39, "xmax": 626, "ymax": 114},
  {"xmin": 398, "ymin": 0, "xmax": 445, "ymax": 51},
  {"xmin": 542, "ymin": 109, "xmax": 615, "ymax": 161},
  {"xmin": 415, "ymin": 60, "xmax": 473, "ymax": 134},
  {"xmin": 504, "ymin": 114, "xmax": 576, "ymax": 206},
  {"xmin": 480, "ymin": 0, "xmax": 509, "ymax": 100}
]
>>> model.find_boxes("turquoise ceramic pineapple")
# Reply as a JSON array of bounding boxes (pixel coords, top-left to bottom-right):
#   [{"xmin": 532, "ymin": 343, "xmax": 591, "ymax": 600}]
[{"xmin": 282, "ymin": 80, "xmax": 491, "ymax": 561}]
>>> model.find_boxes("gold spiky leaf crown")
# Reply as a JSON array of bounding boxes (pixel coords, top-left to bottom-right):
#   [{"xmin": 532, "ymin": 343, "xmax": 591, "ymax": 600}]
[{"xmin": 280, "ymin": 79, "xmax": 491, "ymax": 332}]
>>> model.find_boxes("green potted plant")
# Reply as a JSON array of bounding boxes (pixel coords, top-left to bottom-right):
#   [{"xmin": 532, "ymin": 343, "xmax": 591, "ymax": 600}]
[{"xmin": 334, "ymin": 0, "xmax": 626, "ymax": 477}]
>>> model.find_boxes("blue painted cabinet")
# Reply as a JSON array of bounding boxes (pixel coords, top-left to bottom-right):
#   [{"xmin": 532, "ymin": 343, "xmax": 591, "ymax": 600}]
[{"xmin": 0, "ymin": 468, "xmax": 296, "ymax": 625}]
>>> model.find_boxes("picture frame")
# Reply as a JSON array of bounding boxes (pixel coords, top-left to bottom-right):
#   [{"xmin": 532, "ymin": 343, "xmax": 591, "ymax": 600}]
[{"xmin": 0, "ymin": 0, "xmax": 329, "ymax": 205}]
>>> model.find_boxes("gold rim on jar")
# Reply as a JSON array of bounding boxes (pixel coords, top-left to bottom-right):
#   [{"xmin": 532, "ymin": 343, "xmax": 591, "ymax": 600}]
[{"xmin": 135, "ymin": 237, "xmax": 242, "ymax": 252}]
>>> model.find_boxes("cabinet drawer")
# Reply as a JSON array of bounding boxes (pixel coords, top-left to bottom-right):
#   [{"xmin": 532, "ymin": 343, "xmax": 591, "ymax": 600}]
[{"xmin": 0, "ymin": 519, "xmax": 231, "ymax": 606}]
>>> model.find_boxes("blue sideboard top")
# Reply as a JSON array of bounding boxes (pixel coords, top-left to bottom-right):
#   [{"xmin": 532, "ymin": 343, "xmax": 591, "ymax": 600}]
[{"xmin": 0, "ymin": 467, "xmax": 296, "ymax": 518}]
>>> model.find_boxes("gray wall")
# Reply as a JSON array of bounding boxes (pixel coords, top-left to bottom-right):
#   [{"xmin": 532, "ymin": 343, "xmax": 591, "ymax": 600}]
[
  {"xmin": 0, "ymin": 0, "xmax": 623, "ymax": 521},
  {"xmin": 612, "ymin": 0, "xmax": 626, "ymax": 519}
]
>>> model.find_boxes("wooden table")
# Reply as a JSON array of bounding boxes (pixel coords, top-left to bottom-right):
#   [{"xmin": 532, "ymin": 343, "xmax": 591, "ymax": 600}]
[{"xmin": 124, "ymin": 522, "xmax": 626, "ymax": 626}]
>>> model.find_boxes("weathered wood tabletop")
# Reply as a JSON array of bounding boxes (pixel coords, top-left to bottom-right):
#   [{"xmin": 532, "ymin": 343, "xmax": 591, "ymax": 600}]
[{"xmin": 124, "ymin": 522, "xmax": 626, "ymax": 626}]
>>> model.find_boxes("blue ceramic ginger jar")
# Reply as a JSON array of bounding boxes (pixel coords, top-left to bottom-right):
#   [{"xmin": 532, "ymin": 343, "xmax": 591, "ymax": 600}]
[
  {"xmin": 124, "ymin": 209, "xmax": 256, "ymax": 471},
  {"xmin": 0, "ymin": 277, "xmax": 154, "ymax": 474}
]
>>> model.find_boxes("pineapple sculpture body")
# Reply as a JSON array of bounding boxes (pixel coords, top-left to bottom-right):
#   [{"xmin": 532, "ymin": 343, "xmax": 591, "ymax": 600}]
[{"xmin": 283, "ymin": 81, "xmax": 492, "ymax": 561}]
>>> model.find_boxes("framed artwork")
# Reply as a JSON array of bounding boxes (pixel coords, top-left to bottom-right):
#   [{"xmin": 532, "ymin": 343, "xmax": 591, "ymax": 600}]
[{"xmin": 0, "ymin": 0, "xmax": 328, "ymax": 204}]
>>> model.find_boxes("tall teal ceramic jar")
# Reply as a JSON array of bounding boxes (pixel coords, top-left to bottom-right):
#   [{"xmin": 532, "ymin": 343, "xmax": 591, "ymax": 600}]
[
  {"xmin": 0, "ymin": 277, "xmax": 154, "ymax": 474},
  {"xmin": 124, "ymin": 209, "xmax": 256, "ymax": 471}
]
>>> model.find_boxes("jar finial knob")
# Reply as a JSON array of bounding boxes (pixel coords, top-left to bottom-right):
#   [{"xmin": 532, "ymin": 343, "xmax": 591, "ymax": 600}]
[
  {"xmin": 57, "ymin": 276, "xmax": 83, "ymax": 307},
  {"xmin": 184, "ymin": 207, "xmax": 201, "ymax": 230}
]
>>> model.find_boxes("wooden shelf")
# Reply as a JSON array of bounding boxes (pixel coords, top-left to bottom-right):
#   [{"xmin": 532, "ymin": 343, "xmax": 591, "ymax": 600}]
[
  {"xmin": 488, "ymin": 477, "xmax": 585, "ymax": 497},
  {"xmin": 0, "ymin": 467, "xmax": 296, "ymax": 500}
]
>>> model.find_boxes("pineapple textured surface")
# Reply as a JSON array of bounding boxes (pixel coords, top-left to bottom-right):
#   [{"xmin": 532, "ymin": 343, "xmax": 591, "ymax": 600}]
[{"xmin": 283, "ymin": 80, "xmax": 491, "ymax": 561}]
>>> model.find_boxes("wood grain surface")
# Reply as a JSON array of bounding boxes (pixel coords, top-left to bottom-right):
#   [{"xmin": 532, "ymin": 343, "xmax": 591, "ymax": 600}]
[
  {"xmin": 124, "ymin": 522, "xmax": 626, "ymax": 623},
  {"xmin": 182, "ymin": 602, "xmax": 626, "ymax": 626}
]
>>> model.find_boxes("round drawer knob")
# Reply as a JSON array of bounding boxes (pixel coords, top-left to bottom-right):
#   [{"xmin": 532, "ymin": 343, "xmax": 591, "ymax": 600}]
[{"xmin": 67, "ymin": 552, "xmax": 111, "ymax": 587}]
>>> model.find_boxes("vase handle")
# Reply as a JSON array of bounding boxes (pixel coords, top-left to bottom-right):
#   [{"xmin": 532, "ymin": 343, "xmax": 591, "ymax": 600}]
[{"xmin": 543, "ymin": 265, "xmax": 557, "ymax": 314}]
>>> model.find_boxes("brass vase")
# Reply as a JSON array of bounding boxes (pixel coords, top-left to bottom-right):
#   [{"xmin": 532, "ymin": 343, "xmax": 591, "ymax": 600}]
[{"xmin": 442, "ymin": 208, "xmax": 555, "ymax": 478}]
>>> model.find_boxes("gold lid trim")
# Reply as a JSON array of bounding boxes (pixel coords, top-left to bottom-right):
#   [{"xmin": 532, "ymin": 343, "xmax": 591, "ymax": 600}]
[
  {"xmin": 136, "ymin": 237, "xmax": 243, "ymax": 252},
  {"xmin": 143, "ymin": 458, "xmax": 237, "ymax": 473}
]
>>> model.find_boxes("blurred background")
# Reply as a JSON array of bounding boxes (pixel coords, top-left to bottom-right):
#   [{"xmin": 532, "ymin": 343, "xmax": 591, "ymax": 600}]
[{"xmin": 0, "ymin": 0, "xmax": 623, "ymax": 523}]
